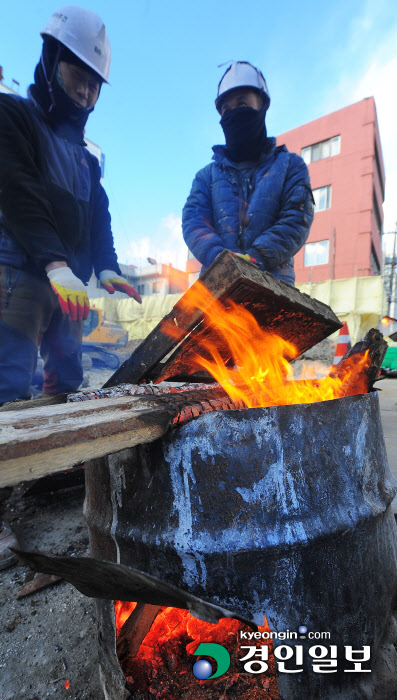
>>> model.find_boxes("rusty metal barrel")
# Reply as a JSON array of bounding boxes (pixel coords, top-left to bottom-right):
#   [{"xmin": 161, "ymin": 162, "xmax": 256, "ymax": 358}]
[{"xmin": 85, "ymin": 391, "xmax": 397, "ymax": 699}]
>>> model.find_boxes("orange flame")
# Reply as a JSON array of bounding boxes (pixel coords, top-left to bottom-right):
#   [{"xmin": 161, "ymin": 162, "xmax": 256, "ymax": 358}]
[
  {"xmin": 161, "ymin": 281, "xmax": 370, "ymax": 407},
  {"xmin": 114, "ymin": 600, "xmax": 137, "ymax": 635}
]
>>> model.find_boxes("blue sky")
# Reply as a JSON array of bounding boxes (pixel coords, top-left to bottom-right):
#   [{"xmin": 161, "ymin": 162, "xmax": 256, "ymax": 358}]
[{"xmin": 1, "ymin": 0, "xmax": 396, "ymax": 267}]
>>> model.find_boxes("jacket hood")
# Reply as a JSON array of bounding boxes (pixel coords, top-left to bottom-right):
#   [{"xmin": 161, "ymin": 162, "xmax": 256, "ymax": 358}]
[{"xmin": 29, "ymin": 38, "xmax": 94, "ymax": 144}]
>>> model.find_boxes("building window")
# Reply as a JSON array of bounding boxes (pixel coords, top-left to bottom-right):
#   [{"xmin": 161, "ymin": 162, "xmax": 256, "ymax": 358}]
[
  {"xmin": 137, "ymin": 283, "xmax": 145, "ymax": 295},
  {"xmin": 304, "ymin": 240, "xmax": 329, "ymax": 267},
  {"xmin": 373, "ymin": 190, "xmax": 382, "ymax": 236},
  {"xmin": 313, "ymin": 185, "xmax": 332, "ymax": 212},
  {"xmin": 153, "ymin": 281, "xmax": 162, "ymax": 294},
  {"xmin": 374, "ymin": 139, "xmax": 385, "ymax": 200},
  {"xmin": 370, "ymin": 245, "xmax": 380, "ymax": 275},
  {"xmin": 301, "ymin": 136, "xmax": 340, "ymax": 165}
]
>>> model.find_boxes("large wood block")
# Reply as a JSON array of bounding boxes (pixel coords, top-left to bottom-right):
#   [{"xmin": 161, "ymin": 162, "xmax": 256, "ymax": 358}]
[{"xmin": 103, "ymin": 250, "xmax": 341, "ymax": 387}]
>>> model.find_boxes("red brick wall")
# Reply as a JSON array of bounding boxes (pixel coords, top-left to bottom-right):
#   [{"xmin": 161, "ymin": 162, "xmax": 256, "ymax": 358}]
[{"xmin": 276, "ymin": 97, "xmax": 384, "ymax": 283}]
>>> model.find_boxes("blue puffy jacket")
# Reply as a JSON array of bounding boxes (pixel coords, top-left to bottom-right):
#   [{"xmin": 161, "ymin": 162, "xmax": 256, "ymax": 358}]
[
  {"xmin": 0, "ymin": 92, "xmax": 120, "ymax": 284},
  {"xmin": 183, "ymin": 137, "xmax": 314, "ymax": 285}
]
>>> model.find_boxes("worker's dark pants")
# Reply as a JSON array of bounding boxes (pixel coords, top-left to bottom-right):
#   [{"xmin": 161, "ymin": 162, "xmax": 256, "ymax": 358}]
[{"xmin": 0, "ymin": 265, "xmax": 83, "ymax": 404}]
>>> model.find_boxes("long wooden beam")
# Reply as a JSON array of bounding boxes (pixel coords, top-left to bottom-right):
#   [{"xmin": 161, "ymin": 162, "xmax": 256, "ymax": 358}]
[{"xmin": 0, "ymin": 387, "xmax": 243, "ymax": 488}]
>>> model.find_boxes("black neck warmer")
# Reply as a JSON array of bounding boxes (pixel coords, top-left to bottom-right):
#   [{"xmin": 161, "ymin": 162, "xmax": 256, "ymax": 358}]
[
  {"xmin": 29, "ymin": 39, "xmax": 97, "ymax": 144},
  {"xmin": 220, "ymin": 104, "xmax": 268, "ymax": 162}
]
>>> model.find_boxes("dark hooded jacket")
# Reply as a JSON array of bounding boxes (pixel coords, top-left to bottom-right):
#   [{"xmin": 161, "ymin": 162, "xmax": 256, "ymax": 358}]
[
  {"xmin": 0, "ymin": 43, "xmax": 120, "ymax": 283},
  {"xmin": 182, "ymin": 137, "xmax": 314, "ymax": 285}
]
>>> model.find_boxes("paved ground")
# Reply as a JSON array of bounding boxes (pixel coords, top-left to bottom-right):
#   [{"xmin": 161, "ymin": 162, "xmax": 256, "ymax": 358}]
[{"xmin": 376, "ymin": 377, "xmax": 397, "ymax": 513}]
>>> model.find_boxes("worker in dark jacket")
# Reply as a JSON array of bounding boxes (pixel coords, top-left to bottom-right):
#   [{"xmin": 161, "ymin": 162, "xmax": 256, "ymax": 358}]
[
  {"xmin": 183, "ymin": 61, "xmax": 314, "ymax": 285},
  {"xmin": 0, "ymin": 6, "xmax": 141, "ymax": 406}
]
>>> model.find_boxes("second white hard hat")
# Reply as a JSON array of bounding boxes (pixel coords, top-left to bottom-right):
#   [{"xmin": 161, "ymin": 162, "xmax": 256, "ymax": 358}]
[
  {"xmin": 216, "ymin": 61, "xmax": 270, "ymax": 113},
  {"xmin": 41, "ymin": 5, "xmax": 111, "ymax": 83}
]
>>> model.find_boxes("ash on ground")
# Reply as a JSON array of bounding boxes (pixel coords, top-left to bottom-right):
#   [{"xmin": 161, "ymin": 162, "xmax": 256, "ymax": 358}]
[{"xmin": 0, "ymin": 484, "xmax": 100, "ymax": 700}]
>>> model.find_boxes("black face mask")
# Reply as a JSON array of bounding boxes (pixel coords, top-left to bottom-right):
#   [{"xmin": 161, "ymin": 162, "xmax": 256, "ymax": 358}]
[
  {"xmin": 220, "ymin": 104, "xmax": 268, "ymax": 162},
  {"xmin": 29, "ymin": 39, "xmax": 98, "ymax": 142}
]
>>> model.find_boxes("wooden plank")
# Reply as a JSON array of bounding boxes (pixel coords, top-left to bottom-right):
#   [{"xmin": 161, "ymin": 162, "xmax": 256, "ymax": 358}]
[
  {"xmin": 0, "ymin": 387, "xmax": 236, "ymax": 488},
  {"xmin": 0, "ymin": 395, "xmax": 165, "ymax": 456},
  {"xmin": 0, "ymin": 418, "xmax": 170, "ymax": 488},
  {"xmin": 0, "ymin": 393, "xmax": 68, "ymax": 413},
  {"xmin": 103, "ymin": 250, "xmax": 341, "ymax": 387},
  {"xmin": 117, "ymin": 603, "xmax": 161, "ymax": 662},
  {"xmin": 0, "ymin": 402, "xmax": 173, "ymax": 487}
]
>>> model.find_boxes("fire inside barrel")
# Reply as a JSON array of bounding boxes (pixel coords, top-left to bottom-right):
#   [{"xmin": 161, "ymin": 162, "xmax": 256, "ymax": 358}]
[
  {"xmin": 114, "ymin": 603, "xmax": 279, "ymax": 699},
  {"xmin": 104, "ymin": 287, "xmax": 390, "ymax": 700},
  {"xmin": 157, "ymin": 280, "xmax": 371, "ymax": 406}
]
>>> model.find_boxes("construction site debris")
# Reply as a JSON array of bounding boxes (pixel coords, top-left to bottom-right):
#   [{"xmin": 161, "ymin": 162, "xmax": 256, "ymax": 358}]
[{"xmin": 16, "ymin": 573, "xmax": 63, "ymax": 600}]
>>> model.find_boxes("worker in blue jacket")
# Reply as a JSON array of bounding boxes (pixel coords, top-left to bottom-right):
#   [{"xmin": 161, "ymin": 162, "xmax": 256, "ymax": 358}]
[
  {"xmin": 0, "ymin": 6, "xmax": 141, "ymax": 407},
  {"xmin": 183, "ymin": 61, "xmax": 314, "ymax": 285}
]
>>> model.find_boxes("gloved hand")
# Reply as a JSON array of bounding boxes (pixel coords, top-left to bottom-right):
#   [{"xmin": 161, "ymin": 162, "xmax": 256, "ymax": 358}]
[
  {"xmin": 234, "ymin": 252, "xmax": 258, "ymax": 264},
  {"xmin": 99, "ymin": 270, "xmax": 142, "ymax": 304},
  {"xmin": 47, "ymin": 266, "xmax": 90, "ymax": 322}
]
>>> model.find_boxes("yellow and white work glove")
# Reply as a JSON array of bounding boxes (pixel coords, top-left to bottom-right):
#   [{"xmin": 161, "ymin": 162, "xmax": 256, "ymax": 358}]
[
  {"xmin": 47, "ymin": 267, "xmax": 90, "ymax": 322},
  {"xmin": 234, "ymin": 252, "xmax": 257, "ymax": 264},
  {"xmin": 99, "ymin": 270, "xmax": 142, "ymax": 304}
]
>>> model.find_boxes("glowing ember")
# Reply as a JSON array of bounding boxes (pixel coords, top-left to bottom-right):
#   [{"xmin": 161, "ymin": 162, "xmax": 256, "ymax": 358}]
[
  {"xmin": 160, "ymin": 281, "xmax": 370, "ymax": 408},
  {"xmin": 64, "ymin": 680, "xmax": 69, "ymax": 690},
  {"xmin": 114, "ymin": 600, "xmax": 137, "ymax": 633},
  {"xmin": 114, "ymin": 602, "xmax": 279, "ymax": 698}
]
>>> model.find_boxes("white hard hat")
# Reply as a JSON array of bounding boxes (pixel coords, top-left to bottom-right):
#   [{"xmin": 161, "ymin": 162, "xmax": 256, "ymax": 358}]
[
  {"xmin": 216, "ymin": 61, "xmax": 270, "ymax": 113},
  {"xmin": 41, "ymin": 6, "xmax": 111, "ymax": 83}
]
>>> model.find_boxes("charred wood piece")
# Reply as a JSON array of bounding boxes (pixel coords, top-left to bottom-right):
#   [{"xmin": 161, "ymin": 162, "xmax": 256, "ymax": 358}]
[
  {"xmin": 67, "ymin": 382, "xmax": 216, "ymax": 403},
  {"xmin": 13, "ymin": 549, "xmax": 258, "ymax": 631},
  {"xmin": 173, "ymin": 397, "xmax": 247, "ymax": 426},
  {"xmin": 117, "ymin": 603, "xmax": 161, "ymax": 663},
  {"xmin": 330, "ymin": 328, "xmax": 387, "ymax": 392}
]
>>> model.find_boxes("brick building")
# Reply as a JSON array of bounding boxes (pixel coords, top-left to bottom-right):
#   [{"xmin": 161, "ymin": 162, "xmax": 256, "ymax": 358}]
[
  {"xmin": 277, "ymin": 97, "xmax": 385, "ymax": 283},
  {"xmin": 186, "ymin": 97, "xmax": 385, "ymax": 286}
]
